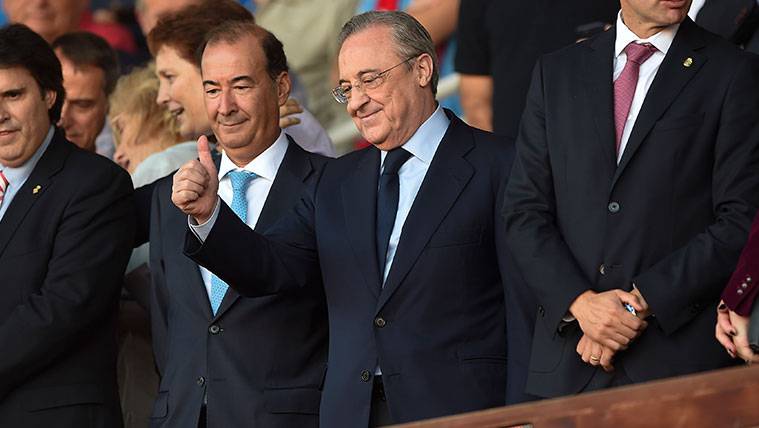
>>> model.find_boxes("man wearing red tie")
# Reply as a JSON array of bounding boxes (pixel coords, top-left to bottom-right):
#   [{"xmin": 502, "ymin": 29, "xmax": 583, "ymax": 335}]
[{"xmin": 505, "ymin": 0, "xmax": 759, "ymax": 398}]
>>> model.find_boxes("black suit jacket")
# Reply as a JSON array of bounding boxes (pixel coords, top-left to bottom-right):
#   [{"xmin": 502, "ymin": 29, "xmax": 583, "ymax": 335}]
[
  {"xmin": 696, "ymin": 0, "xmax": 759, "ymax": 53},
  {"xmin": 0, "ymin": 130, "xmax": 134, "ymax": 427},
  {"xmin": 145, "ymin": 139, "xmax": 329, "ymax": 428},
  {"xmin": 186, "ymin": 111, "xmax": 533, "ymax": 426},
  {"xmin": 504, "ymin": 18, "xmax": 759, "ymax": 398}
]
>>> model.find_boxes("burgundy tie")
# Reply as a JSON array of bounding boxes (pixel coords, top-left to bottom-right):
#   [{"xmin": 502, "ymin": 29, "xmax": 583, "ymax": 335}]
[
  {"xmin": 0, "ymin": 170, "xmax": 8, "ymax": 206},
  {"xmin": 614, "ymin": 42, "xmax": 657, "ymax": 154}
]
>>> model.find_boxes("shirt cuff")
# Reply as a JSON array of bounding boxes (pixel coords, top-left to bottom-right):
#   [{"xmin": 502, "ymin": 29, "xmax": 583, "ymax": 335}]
[{"xmin": 188, "ymin": 197, "xmax": 221, "ymax": 243}]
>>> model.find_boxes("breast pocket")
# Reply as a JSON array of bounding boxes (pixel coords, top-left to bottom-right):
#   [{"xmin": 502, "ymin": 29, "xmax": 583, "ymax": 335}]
[
  {"xmin": 652, "ymin": 112, "xmax": 704, "ymax": 132},
  {"xmin": 427, "ymin": 226, "xmax": 483, "ymax": 248}
]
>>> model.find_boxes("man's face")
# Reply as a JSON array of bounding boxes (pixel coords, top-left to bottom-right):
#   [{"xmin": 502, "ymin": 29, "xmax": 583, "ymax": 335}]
[
  {"xmin": 3, "ymin": 0, "xmax": 87, "ymax": 43},
  {"xmin": 56, "ymin": 54, "xmax": 108, "ymax": 151},
  {"xmin": 155, "ymin": 46, "xmax": 209, "ymax": 140},
  {"xmin": 337, "ymin": 25, "xmax": 428, "ymax": 151},
  {"xmin": 201, "ymin": 35, "xmax": 289, "ymax": 156},
  {"xmin": 620, "ymin": 0, "xmax": 692, "ymax": 36},
  {"xmin": 0, "ymin": 67, "xmax": 55, "ymax": 168},
  {"xmin": 137, "ymin": 0, "xmax": 199, "ymax": 35}
]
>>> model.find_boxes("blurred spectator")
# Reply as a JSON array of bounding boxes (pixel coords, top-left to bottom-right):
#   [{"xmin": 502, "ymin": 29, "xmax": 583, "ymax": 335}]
[
  {"xmin": 255, "ymin": 0, "xmax": 358, "ymax": 129},
  {"xmin": 455, "ymin": 0, "xmax": 618, "ymax": 136},
  {"xmin": 691, "ymin": 0, "xmax": 759, "ymax": 53},
  {"xmin": 2, "ymin": 0, "xmax": 88, "ymax": 42},
  {"xmin": 52, "ymin": 31, "xmax": 119, "ymax": 157},
  {"xmin": 148, "ymin": 0, "xmax": 335, "ymax": 156},
  {"xmin": 110, "ymin": 64, "xmax": 188, "ymax": 186},
  {"xmin": 134, "ymin": 0, "xmax": 198, "ymax": 35}
]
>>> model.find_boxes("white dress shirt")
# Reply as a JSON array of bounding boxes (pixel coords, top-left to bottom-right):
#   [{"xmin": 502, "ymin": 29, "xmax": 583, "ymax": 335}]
[
  {"xmin": 194, "ymin": 131, "xmax": 289, "ymax": 299},
  {"xmin": 614, "ymin": 12, "xmax": 679, "ymax": 163},
  {"xmin": 0, "ymin": 126, "xmax": 54, "ymax": 221},
  {"xmin": 688, "ymin": 0, "xmax": 707, "ymax": 20},
  {"xmin": 379, "ymin": 105, "xmax": 450, "ymax": 283}
]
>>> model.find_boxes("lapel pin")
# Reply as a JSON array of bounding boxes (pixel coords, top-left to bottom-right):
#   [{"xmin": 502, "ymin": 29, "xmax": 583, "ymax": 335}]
[
  {"xmin": 32, "ymin": 185, "xmax": 41, "ymax": 194},
  {"xmin": 683, "ymin": 57, "xmax": 693, "ymax": 68}
]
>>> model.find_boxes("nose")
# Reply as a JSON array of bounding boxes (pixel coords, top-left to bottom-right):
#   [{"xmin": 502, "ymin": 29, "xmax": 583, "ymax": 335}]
[
  {"xmin": 346, "ymin": 86, "xmax": 370, "ymax": 115},
  {"xmin": 156, "ymin": 82, "xmax": 170, "ymax": 106},
  {"xmin": 58, "ymin": 102, "xmax": 71, "ymax": 128},
  {"xmin": 217, "ymin": 90, "xmax": 237, "ymax": 116},
  {"xmin": 113, "ymin": 148, "xmax": 129, "ymax": 171}
]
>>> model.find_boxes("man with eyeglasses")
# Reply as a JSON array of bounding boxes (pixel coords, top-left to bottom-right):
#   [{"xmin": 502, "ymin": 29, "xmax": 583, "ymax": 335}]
[{"xmin": 173, "ymin": 10, "xmax": 536, "ymax": 427}]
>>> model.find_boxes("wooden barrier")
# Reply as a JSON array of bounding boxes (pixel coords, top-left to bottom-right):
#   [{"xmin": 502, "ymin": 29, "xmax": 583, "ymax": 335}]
[{"xmin": 392, "ymin": 365, "xmax": 759, "ymax": 428}]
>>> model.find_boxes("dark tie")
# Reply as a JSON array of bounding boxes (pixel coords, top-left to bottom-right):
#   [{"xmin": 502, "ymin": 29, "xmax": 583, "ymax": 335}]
[{"xmin": 376, "ymin": 148, "xmax": 412, "ymax": 283}]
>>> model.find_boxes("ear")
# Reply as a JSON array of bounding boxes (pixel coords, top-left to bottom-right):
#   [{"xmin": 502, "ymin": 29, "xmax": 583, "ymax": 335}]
[
  {"xmin": 276, "ymin": 71, "xmax": 292, "ymax": 107},
  {"xmin": 414, "ymin": 53, "xmax": 434, "ymax": 89},
  {"xmin": 44, "ymin": 89, "xmax": 56, "ymax": 110}
]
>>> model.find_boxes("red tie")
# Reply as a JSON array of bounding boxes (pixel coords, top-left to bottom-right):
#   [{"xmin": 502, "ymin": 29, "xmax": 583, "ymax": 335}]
[
  {"xmin": 614, "ymin": 42, "xmax": 657, "ymax": 154},
  {"xmin": 0, "ymin": 170, "xmax": 8, "ymax": 206}
]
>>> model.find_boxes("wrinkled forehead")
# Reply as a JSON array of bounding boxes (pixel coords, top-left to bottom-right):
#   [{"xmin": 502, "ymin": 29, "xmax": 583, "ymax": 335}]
[{"xmin": 338, "ymin": 26, "xmax": 401, "ymax": 79}]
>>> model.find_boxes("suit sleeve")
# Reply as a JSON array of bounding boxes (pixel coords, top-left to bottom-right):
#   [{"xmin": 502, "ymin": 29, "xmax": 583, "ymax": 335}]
[
  {"xmin": 503, "ymin": 59, "xmax": 593, "ymax": 332},
  {"xmin": 634, "ymin": 54, "xmax": 759, "ymax": 335},
  {"xmin": 0, "ymin": 165, "xmax": 135, "ymax": 399},
  {"xmin": 184, "ymin": 169, "xmax": 322, "ymax": 297},
  {"xmin": 722, "ymin": 211, "xmax": 759, "ymax": 316},
  {"xmin": 148, "ymin": 181, "xmax": 170, "ymax": 376}
]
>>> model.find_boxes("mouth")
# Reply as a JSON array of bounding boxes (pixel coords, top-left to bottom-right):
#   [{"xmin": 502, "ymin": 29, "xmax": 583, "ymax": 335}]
[
  {"xmin": 218, "ymin": 121, "xmax": 245, "ymax": 129},
  {"xmin": 169, "ymin": 107, "xmax": 185, "ymax": 121},
  {"xmin": 0, "ymin": 129, "xmax": 18, "ymax": 137},
  {"xmin": 357, "ymin": 110, "xmax": 380, "ymax": 121},
  {"xmin": 661, "ymin": 0, "xmax": 687, "ymax": 8}
]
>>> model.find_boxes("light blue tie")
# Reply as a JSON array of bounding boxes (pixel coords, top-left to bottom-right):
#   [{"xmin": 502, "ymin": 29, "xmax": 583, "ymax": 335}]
[{"xmin": 208, "ymin": 170, "xmax": 257, "ymax": 315}]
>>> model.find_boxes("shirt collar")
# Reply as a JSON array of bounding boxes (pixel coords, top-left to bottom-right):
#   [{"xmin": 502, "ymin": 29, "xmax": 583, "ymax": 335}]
[
  {"xmin": 614, "ymin": 10, "xmax": 680, "ymax": 58},
  {"xmin": 218, "ymin": 130, "xmax": 288, "ymax": 182},
  {"xmin": 1, "ymin": 126, "xmax": 54, "ymax": 186},
  {"xmin": 381, "ymin": 104, "xmax": 450, "ymax": 166}
]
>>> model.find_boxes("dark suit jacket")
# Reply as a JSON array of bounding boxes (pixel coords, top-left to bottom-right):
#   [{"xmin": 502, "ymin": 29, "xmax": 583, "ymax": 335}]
[
  {"xmin": 186, "ymin": 111, "xmax": 532, "ymax": 426},
  {"xmin": 0, "ymin": 130, "xmax": 134, "ymax": 427},
  {"xmin": 504, "ymin": 18, "xmax": 759, "ymax": 398},
  {"xmin": 723, "ymin": 211, "xmax": 759, "ymax": 315},
  {"xmin": 696, "ymin": 0, "xmax": 759, "ymax": 53},
  {"xmin": 145, "ymin": 139, "xmax": 329, "ymax": 428}
]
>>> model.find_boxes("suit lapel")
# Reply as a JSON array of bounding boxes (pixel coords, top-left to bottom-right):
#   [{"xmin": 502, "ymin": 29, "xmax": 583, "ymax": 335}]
[
  {"xmin": 584, "ymin": 29, "xmax": 618, "ymax": 178},
  {"xmin": 0, "ymin": 132, "xmax": 66, "ymax": 258},
  {"xmin": 376, "ymin": 114, "xmax": 474, "ymax": 313},
  {"xmin": 613, "ymin": 18, "xmax": 708, "ymax": 187},
  {"xmin": 214, "ymin": 138, "xmax": 314, "ymax": 318},
  {"xmin": 342, "ymin": 148, "xmax": 383, "ymax": 299}
]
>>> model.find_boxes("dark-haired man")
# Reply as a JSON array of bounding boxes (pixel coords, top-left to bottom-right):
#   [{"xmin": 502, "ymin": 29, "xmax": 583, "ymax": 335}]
[
  {"xmin": 0, "ymin": 24, "xmax": 134, "ymax": 427},
  {"xmin": 53, "ymin": 32, "xmax": 120, "ymax": 157}
]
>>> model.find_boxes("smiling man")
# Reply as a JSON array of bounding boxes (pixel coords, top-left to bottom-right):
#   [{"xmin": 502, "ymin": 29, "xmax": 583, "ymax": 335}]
[
  {"xmin": 173, "ymin": 11, "xmax": 534, "ymax": 427},
  {"xmin": 504, "ymin": 0, "xmax": 759, "ymax": 397},
  {"xmin": 0, "ymin": 24, "xmax": 134, "ymax": 427}
]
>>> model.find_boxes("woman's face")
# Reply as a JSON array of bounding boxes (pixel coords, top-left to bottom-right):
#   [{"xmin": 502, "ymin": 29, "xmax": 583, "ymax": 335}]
[{"xmin": 112, "ymin": 113, "xmax": 166, "ymax": 174}]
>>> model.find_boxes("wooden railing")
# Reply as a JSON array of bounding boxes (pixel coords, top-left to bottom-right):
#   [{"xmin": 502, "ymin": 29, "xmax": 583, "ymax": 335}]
[{"xmin": 392, "ymin": 364, "xmax": 759, "ymax": 428}]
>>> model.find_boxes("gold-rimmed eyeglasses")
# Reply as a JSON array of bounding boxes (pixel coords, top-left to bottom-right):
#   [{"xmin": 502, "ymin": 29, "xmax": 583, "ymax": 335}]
[{"xmin": 332, "ymin": 56, "xmax": 416, "ymax": 104}]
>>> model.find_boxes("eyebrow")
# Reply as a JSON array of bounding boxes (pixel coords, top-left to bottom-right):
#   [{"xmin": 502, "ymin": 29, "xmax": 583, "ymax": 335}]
[
  {"xmin": 0, "ymin": 86, "xmax": 26, "ymax": 97},
  {"xmin": 338, "ymin": 68, "xmax": 382, "ymax": 84},
  {"xmin": 202, "ymin": 75, "xmax": 255, "ymax": 86}
]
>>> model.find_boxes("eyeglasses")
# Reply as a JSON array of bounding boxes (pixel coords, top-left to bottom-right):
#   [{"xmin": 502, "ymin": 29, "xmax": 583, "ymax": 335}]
[{"xmin": 332, "ymin": 56, "xmax": 416, "ymax": 104}]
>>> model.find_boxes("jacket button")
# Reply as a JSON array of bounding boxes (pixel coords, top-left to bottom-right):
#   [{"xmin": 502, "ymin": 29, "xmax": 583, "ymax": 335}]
[
  {"xmin": 747, "ymin": 276, "xmax": 752, "ymax": 283},
  {"xmin": 599, "ymin": 264, "xmax": 607, "ymax": 276},
  {"xmin": 360, "ymin": 370, "xmax": 371, "ymax": 382},
  {"xmin": 538, "ymin": 305, "xmax": 545, "ymax": 317},
  {"xmin": 742, "ymin": 283, "xmax": 748, "ymax": 289},
  {"xmin": 374, "ymin": 317, "xmax": 386, "ymax": 328},
  {"xmin": 608, "ymin": 202, "xmax": 620, "ymax": 213},
  {"xmin": 738, "ymin": 289, "xmax": 744, "ymax": 295},
  {"xmin": 196, "ymin": 376, "xmax": 206, "ymax": 387},
  {"xmin": 209, "ymin": 325, "xmax": 221, "ymax": 335}
]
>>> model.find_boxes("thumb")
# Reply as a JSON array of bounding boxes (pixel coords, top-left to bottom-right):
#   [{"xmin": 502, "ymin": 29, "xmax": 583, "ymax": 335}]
[{"xmin": 197, "ymin": 135, "xmax": 217, "ymax": 177}]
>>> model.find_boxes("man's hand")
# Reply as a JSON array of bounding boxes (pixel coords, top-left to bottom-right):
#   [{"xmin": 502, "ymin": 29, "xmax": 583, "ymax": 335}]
[
  {"xmin": 727, "ymin": 308, "xmax": 759, "ymax": 364},
  {"xmin": 279, "ymin": 98, "xmax": 303, "ymax": 128},
  {"xmin": 569, "ymin": 289, "xmax": 648, "ymax": 351},
  {"xmin": 577, "ymin": 334, "xmax": 616, "ymax": 372},
  {"xmin": 171, "ymin": 135, "xmax": 219, "ymax": 224}
]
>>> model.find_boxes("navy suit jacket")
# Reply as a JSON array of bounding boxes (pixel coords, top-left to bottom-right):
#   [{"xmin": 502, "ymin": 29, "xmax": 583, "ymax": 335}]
[
  {"xmin": 504, "ymin": 19, "xmax": 759, "ymax": 398},
  {"xmin": 186, "ymin": 110, "xmax": 535, "ymax": 426},
  {"xmin": 142, "ymin": 139, "xmax": 329, "ymax": 428},
  {"xmin": 0, "ymin": 130, "xmax": 134, "ymax": 427}
]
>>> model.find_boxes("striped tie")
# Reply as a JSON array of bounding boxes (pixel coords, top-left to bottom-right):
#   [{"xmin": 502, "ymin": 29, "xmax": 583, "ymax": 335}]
[{"xmin": 0, "ymin": 170, "xmax": 8, "ymax": 206}]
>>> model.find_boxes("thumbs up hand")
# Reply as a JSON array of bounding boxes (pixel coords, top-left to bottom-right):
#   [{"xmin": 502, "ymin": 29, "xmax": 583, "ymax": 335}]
[{"xmin": 172, "ymin": 135, "xmax": 220, "ymax": 224}]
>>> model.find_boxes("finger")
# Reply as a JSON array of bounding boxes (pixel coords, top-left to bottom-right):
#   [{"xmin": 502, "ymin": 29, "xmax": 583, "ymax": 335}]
[
  {"xmin": 717, "ymin": 310, "xmax": 736, "ymax": 336},
  {"xmin": 280, "ymin": 98, "xmax": 304, "ymax": 116},
  {"xmin": 617, "ymin": 290, "xmax": 646, "ymax": 312},
  {"xmin": 175, "ymin": 165, "xmax": 210, "ymax": 189},
  {"xmin": 589, "ymin": 341, "xmax": 603, "ymax": 367},
  {"xmin": 197, "ymin": 135, "xmax": 218, "ymax": 177},
  {"xmin": 172, "ymin": 180, "xmax": 206, "ymax": 196},
  {"xmin": 279, "ymin": 116, "xmax": 301, "ymax": 129},
  {"xmin": 715, "ymin": 323, "xmax": 736, "ymax": 356},
  {"xmin": 581, "ymin": 338, "xmax": 593, "ymax": 364},
  {"xmin": 600, "ymin": 348, "xmax": 615, "ymax": 372},
  {"xmin": 618, "ymin": 314, "xmax": 646, "ymax": 333},
  {"xmin": 576, "ymin": 335, "xmax": 587, "ymax": 356},
  {"xmin": 172, "ymin": 189, "xmax": 201, "ymax": 205}
]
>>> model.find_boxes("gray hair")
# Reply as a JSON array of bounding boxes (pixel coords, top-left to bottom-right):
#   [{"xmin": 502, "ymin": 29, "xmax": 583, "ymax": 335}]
[{"xmin": 337, "ymin": 11, "xmax": 439, "ymax": 95}]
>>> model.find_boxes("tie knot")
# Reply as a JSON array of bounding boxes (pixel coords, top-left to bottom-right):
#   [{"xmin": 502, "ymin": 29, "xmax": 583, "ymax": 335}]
[
  {"xmin": 624, "ymin": 42, "xmax": 657, "ymax": 65},
  {"xmin": 0, "ymin": 170, "xmax": 8, "ymax": 193},
  {"xmin": 382, "ymin": 148, "xmax": 412, "ymax": 176},
  {"xmin": 227, "ymin": 170, "xmax": 257, "ymax": 194}
]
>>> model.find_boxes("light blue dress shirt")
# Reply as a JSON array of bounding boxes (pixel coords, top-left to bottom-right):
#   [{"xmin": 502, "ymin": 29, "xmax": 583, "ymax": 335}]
[{"xmin": 0, "ymin": 126, "xmax": 54, "ymax": 222}]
